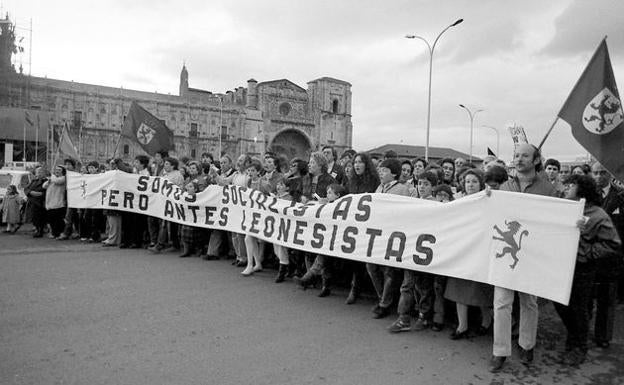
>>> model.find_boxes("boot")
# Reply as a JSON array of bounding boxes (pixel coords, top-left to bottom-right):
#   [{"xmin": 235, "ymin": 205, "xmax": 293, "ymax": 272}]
[
  {"xmin": 345, "ymin": 287, "xmax": 358, "ymax": 305},
  {"xmin": 178, "ymin": 244, "xmax": 193, "ymax": 258},
  {"xmin": 275, "ymin": 264, "xmax": 288, "ymax": 283},
  {"xmin": 318, "ymin": 277, "xmax": 331, "ymax": 297},
  {"xmin": 294, "ymin": 272, "xmax": 314, "ymax": 290}
]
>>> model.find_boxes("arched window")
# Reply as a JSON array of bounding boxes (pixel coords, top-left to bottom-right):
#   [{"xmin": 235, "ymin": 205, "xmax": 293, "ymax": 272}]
[
  {"xmin": 332, "ymin": 99, "xmax": 339, "ymax": 114},
  {"xmin": 123, "ymin": 145, "xmax": 129, "ymax": 155},
  {"xmin": 279, "ymin": 102, "xmax": 291, "ymax": 116},
  {"xmin": 98, "ymin": 138, "xmax": 106, "ymax": 157}
]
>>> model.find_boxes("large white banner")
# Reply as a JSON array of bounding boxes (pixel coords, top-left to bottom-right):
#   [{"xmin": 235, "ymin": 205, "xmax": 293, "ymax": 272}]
[{"xmin": 67, "ymin": 171, "xmax": 584, "ymax": 304}]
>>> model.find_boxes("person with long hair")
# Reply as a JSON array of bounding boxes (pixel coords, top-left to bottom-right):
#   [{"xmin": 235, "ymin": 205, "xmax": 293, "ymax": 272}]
[
  {"xmin": 343, "ymin": 152, "xmax": 380, "ymax": 304},
  {"xmin": 555, "ymin": 174, "xmax": 620, "ymax": 365},
  {"xmin": 295, "ymin": 152, "xmax": 336, "ymax": 286}
]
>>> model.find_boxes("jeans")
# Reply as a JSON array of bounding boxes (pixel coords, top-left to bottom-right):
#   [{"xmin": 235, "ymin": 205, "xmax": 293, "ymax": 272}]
[
  {"xmin": 366, "ymin": 263, "xmax": 397, "ymax": 308},
  {"xmin": 493, "ymin": 286, "xmax": 538, "ymax": 357},
  {"xmin": 397, "ymin": 270, "xmax": 434, "ymax": 321}
]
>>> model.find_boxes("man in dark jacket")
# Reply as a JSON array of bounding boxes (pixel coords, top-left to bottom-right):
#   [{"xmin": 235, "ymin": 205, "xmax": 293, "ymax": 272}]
[{"xmin": 591, "ymin": 162, "xmax": 624, "ymax": 347}]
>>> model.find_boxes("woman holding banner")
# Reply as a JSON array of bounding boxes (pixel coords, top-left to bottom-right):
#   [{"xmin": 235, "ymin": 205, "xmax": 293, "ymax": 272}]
[
  {"xmin": 555, "ymin": 174, "xmax": 620, "ymax": 365},
  {"xmin": 43, "ymin": 165, "xmax": 67, "ymax": 239},
  {"xmin": 215, "ymin": 154, "xmax": 251, "ymax": 267},
  {"xmin": 343, "ymin": 152, "xmax": 380, "ymax": 304},
  {"xmin": 295, "ymin": 152, "xmax": 336, "ymax": 289},
  {"xmin": 444, "ymin": 169, "xmax": 494, "ymax": 339}
]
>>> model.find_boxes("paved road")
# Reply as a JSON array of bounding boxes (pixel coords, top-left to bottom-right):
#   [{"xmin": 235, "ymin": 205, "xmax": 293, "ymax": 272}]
[{"xmin": 1, "ymin": 230, "xmax": 623, "ymax": 385}]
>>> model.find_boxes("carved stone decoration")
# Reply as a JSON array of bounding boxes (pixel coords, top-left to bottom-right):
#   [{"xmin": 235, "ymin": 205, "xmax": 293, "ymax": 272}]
[{"xmin": 269, "ymin": 129, "xmax": 311, "ymax": 160}]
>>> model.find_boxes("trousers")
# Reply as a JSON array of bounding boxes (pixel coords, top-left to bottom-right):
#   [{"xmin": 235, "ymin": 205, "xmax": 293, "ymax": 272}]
[{"xmin": 493, "ymin": 286, "xmax": 538, "ymax": 357}]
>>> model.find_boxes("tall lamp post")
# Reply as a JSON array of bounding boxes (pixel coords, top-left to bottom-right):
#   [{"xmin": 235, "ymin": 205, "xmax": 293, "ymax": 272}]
[
  {"xmin": 481, "ymin": 125, "xmax": 500, "ymax": 157},
  {"xmin": 458, "ymin": 104, "xmax": 483, "ymax": 163},
  {"xmin": 406, "ymin": 18, "xmax": 463, "ymax": 161}
]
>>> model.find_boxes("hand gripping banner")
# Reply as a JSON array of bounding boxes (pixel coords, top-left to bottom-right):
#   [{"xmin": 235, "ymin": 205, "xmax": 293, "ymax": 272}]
[{"xmin": 67, "ymin": 171, "xmax": 584, "ymax": 304}]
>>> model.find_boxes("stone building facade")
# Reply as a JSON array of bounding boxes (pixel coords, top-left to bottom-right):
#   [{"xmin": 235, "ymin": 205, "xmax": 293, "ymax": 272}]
[{"xmin": 0, "ymin": 16, "xmax": 353, "ymax": 165}]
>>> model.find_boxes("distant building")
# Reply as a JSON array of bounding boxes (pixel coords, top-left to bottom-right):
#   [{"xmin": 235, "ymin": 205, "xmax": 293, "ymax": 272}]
[
  {"xmin": 367, "ymin": 144, "xmax": 482, "ymax": 166},
  {"xmin": 0, "ymin": 15, "xmax": 353, "ymax": 164}
]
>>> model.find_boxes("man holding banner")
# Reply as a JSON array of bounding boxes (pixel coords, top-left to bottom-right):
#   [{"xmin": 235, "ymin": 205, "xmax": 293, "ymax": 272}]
[{"xmin": 490, "ymin": 143, "xmax": 557, "ymax": 373}]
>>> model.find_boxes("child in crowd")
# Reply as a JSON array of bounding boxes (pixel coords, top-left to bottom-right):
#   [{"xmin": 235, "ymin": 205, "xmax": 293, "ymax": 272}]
[
  {"xmin": 179, "ymin": 182, "xmax": 201, "ymax": 258},
  {"xmin": 2, "ymin": 185, "xmax": 23, "ymax": 233},
  {"xmin": 294, "ymin": 183, "xmax": 346, "ymax": 297},
  {"xmin": 389, "ymin": 171, "xmax": 440, "ymax": 333}
]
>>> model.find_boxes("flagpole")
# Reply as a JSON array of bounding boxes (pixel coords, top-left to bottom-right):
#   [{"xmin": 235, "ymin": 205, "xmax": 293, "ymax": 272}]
[
  {"xmin": 537, "ymin": 116, "xmax": 560, "ymax": 150},
  {"xmin": 22, "ymin": 121, "xmax": 26, "ymax": 162},
  {"xmin": 538, "ymin": 36, "xmax": 608, "ymax": 151},
  {"xmin": 35, "ymin": 115, "xmax": 39, "ymax": 163},
  {"xmin": 111, "ymin": 132, "xmax": 122, "ymax": 159},
  {"xmin": 53, "ymin": 123, "xmax": 65, "ymax": 166}
]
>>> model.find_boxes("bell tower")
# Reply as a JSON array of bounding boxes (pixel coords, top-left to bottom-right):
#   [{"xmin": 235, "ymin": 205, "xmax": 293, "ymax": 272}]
[
  {"xmin": 0, "ymin": 14, "xmax": 17, "ymax": 73},
  {"xmin": 179, "ymin": 63, "xmax": 188, "ymax": 97}
]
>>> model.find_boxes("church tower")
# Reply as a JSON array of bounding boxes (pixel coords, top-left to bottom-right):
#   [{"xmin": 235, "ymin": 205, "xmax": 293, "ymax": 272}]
[
  {"xmin": 179, "ymin": 64, "xmax": 189, "ymax": 97},
  {"xmin": 0, "ymin": 14, "xmax": 17, "ymax": 73}
]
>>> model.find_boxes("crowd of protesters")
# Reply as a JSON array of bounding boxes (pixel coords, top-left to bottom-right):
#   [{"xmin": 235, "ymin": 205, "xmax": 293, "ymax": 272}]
[{"xmin": 3, "ymin": 143, "xmax": 623, "ymax": 373}]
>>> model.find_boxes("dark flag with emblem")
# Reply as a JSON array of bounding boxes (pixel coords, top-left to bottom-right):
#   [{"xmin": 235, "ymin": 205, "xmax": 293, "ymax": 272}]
[
  {"xmin": 122, "ymin": 101, "xmax": 174, "ymax": 155},
  {"xmin": 558, "ymin": 38, "xmax": 624, "ymax": 182}
]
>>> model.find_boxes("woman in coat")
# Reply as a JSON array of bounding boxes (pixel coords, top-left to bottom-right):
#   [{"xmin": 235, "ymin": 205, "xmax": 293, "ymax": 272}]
[
  {"xmin": 43, "ymin": 165, "xmax": 67, "ymax": 239},
  {"xmin": 444, "ymin": 169, "xmax": 494, "ymax": 339},
  {"xmin": 555, "ymin": 174, "xmax": 621, "ymax": 365},
  {"xmin": 342, "ymin": 152, "xmax": 380, "ymax": 304},
  {"xmin": 24, "ymin": 167, "xmax": 48, "ymax": 238}
]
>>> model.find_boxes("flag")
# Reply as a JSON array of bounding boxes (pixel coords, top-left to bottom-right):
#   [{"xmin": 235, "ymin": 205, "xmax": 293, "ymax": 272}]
[
  {"xmin": 122, "ymin": 101, "xmax": 174, "ymax": 155},
  {"xmin": 487, "ymin": 147, "xmax": 496, "ymax": 157},
  {"xmin": 24, "ymin": 110, "xmax": 34, "ymax": 126},
  {"xmin": 58, "ymin": 122, "xmax": 81, "ymax": 162},
  {"xmin": 558, "ymin": 38, "xmax": 624, "ymax": 182}
]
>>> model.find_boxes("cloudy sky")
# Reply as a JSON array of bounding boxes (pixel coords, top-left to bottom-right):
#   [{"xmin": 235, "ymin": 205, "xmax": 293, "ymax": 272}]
[{"xmin": 8, "ymin": 0, "xmax": 624, "ymax": 161}]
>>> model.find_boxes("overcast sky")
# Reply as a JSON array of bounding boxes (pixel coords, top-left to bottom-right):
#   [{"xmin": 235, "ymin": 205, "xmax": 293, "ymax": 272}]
[{"xmin": 8, "ymin": 0, "xmax": 624, "ymax": 161}]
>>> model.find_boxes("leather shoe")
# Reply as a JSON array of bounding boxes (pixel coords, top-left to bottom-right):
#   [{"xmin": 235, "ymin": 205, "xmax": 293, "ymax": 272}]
[
  {"xmin": 372, "ymin": 305, "xmax": 391, "ymax": 319},
  {"xmin": 450, "ymin": 329, "xmax": 470, "ymax": 340},
  {"xmin": 489, "ymin": 356, "xmax": 506, "ymax": 373},
  {"xmin": 519, "ymin": 347, "xmax": 534, "ymax": 365},
  {"xmin": 318, "ymin": 287, "xmax": 331, "ymax": 297}
]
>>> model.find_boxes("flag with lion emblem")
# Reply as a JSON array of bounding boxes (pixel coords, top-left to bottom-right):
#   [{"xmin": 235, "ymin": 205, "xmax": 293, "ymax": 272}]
[
  {"xmin": 122, "ymin": 101, "xmax": 174, "ymax": 155},
  {"xmin": 558, "ymin": 38, "xmax": 624, "ymax": 182}
]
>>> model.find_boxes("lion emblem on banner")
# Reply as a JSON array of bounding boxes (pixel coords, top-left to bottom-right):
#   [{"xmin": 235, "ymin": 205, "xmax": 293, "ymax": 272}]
[
  {"xmin": 137, "ymin": 123, "xmax": 155, "ymax": 145},
  {"xmin": 492, "ymin": 220, "xmax": 529, "ymax": 270},
  {"xmin": 582, "ymin": 87, "xmax": 623, "ymax": 135}
]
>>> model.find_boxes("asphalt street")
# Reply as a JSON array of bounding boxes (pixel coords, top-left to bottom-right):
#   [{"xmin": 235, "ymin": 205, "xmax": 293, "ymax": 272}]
[{"xmin": 1, "ymin": 228, "xmax": 623, "ymax": 385}]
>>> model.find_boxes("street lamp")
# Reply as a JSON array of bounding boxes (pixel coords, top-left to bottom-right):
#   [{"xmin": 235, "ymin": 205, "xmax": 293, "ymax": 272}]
[
  {"xmin": 406, "ymin": 18, "xmax": 463, "ymax": 161},
  {"xmin": 458, "ymin": 104, "xmax": 483, "ymax": 163},
  {"xmin": 481, "ymin": 125, "xmax": 500, "ymax": 158}
]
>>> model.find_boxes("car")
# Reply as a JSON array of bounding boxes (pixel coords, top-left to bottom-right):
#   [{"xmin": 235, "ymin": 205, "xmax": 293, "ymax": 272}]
[{"xmin": 0, "ymin": 167, "xmax": 33, "ymax": 206}]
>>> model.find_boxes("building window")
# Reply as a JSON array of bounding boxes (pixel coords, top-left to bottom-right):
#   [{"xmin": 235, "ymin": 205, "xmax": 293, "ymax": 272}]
[
  {"xmin": 189, "ymin": 123, "xmax": 198, "ymax": 138},
  {"xmin": 332, "ymin": 99, "xmax": 339, "ymax": 114},
  {"xmin": 73, "ymin": 111, "xmax": 82, "ymax": 128},
  {"xmin": 123, "ymin": 144, "xmax": 129, "ymax": 155},
  {"xmin": 220, "ymin": 125, "xmax": 228, "ymax": 140},
  {"xmin": 279, "ymin": 102, "xmax": 291, "ymax": 116},
  {"xmin": 191, "ymin": 149, "xmax": 196, "ymax": 158}
]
